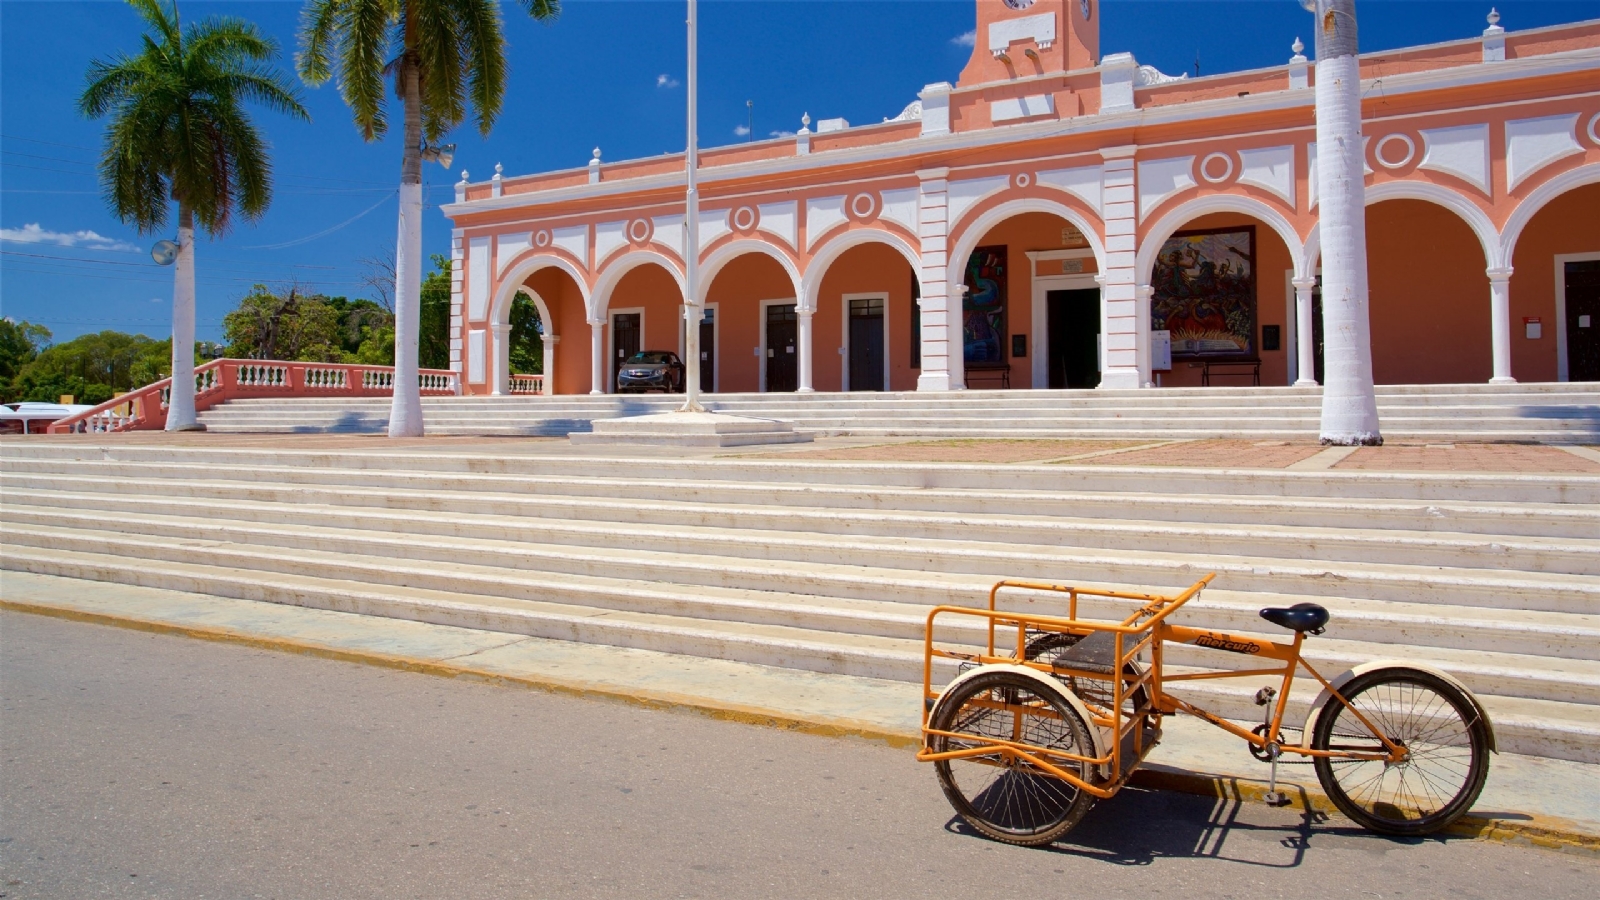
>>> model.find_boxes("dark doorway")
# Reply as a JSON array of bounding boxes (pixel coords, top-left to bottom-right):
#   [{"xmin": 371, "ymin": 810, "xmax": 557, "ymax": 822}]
[
  {"xmin": 1046, "ymin": 289, "xmax": 1100, "ymax": 389},
  {"xmin": 1567, "ymin": 260, "xmax": 1600, "ymax": 382},
  {"xmin": 765, "ymin": 303, "xmax": 797, "ymax": 392},
  {"xmin": 699, "ymin": 307, "xmax": 716, "ymax": 393},
  {"xmin": 849, "ymin": 296, "xmax": 885, "ymax": 391},
  {"xmin": 612, "ymin": 312, "xmax": 640, "ymax": 392},
  {"xmin": 1311, "ymin": 281, "xmax": 1325, "ymax": 386}
]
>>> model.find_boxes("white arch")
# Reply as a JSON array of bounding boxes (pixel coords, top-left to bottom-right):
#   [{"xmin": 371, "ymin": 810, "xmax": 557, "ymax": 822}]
[
  {"xmin": 1498, "ymin": 162, "xmax": 1600, "ymax": 268},
  {"xmin": 800, "ymin": 227, "xmax": 921, "ymax": 314},
  {"xmin": 698, "ymin": 238, "xmax": 803, "ymax": 303},
  {"xmin": 1301, "ymin": 180, "xmax": 1508, "ymax": 274},
  {"xmin": 1135, "ymin": 194, "xmax": 1306, "ymax": 283},
  {"xmin": 492, "ymin": 252, "xmax": 591, "ymax": 325},
  {"xmin": 589, "ymin": 249, "xmax": 687, "ymax": 320},
  {"xmin": 947, "ymin": 197, "xmax": 1108, "ymax": 283}
]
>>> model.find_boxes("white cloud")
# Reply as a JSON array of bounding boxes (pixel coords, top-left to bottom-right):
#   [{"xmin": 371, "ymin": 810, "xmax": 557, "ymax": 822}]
[
  {"xmin": 733, "ymin": 124, "xmax": 751, "ymax": 137},
  {"xmin": 150, "ymin": 297, "xmax": 164, "ymax": 303},
  {"xmin": 0, "ymin": 223, "xmax": 139, "ymax": 253},
  {"xmin": 769, "ymin": 130, "xmax": 795, "ymax": 139},
  {"xmin": 951, "ymin": 30, "xmax": 976, "ymax": 48},
  {"xmin": 656, "ymin": 74, "xmax": 679, "ymax": 89}
]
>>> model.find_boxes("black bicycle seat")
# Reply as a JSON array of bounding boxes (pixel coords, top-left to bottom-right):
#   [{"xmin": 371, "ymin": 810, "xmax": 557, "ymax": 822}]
[{"xmin": 1259, "ymin": 603, "xmax": 1330, "ymax": 634}]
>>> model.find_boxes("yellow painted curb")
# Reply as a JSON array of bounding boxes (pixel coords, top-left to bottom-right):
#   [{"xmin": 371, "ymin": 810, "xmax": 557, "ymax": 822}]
[{"xmin": 6, "ymin": 596, "xmax": 1596, "ymax": 856}]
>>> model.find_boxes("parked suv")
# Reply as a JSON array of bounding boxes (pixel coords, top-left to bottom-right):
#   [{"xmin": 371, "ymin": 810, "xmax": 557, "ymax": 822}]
[{"xmin": 616, "ymin": 351, "xmax": 686, "ymax": 393}]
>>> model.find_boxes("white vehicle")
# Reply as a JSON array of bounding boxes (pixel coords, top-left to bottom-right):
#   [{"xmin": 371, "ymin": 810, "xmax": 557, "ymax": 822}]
[{"xmin": 0, "ymin": 402, "xmax": 98, "ymax": 434}]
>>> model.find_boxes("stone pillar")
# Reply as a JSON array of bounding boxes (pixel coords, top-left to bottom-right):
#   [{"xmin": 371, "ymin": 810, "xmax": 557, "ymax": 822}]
[
  {"xmin": 541, "ymin": 334, "xmax": 557, "ymax": 395},
  {"xmin": 1488, "ymin": 267, "xmax": 1516, "ymax": 384},
  {"xmin": 916, "ymin": 167, "xmax": 954, "ymax": 391},
  {"xmin": 1293, "ymin": 276, "xmax": 1319, "ymax": 386},
  {"xmin": 490, "ymin": 323, "xmax": 511, "ymax": 395},
  {"xmin": 797, "ymin": 309, "xmax": 815, "ymax": 393},
  {"xmin": 589, "ymin": 320, "xmax": 605, "ymax": 394},
  {"xmin": 449, "ymin": 229, "xmax": 465, "ymax": 378},
  {"xmin": 1099, "ymin": 147, "xmax": 1143, "ymax": 389}
]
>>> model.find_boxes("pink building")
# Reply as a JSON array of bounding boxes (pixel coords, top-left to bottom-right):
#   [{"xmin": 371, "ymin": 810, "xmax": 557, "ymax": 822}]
[{"xmin": 442, "ymin": 0, "xmax": 1600, "ymax": 397}]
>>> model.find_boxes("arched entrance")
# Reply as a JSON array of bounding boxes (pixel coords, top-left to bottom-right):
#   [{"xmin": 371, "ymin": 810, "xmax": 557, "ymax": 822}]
[
  {"xmin": 803, "ymin": 229, "xmax": 920, "ymax": 392},
  {"xmin": 701, "ymin": 242, "xmax": 803, "ymax": 393},
  {"xmin": 948, "ymin": 206, "xmax": 1106, "ymax": 390},
  {"xmin": 1501, "ymin": 167, "xmax": 1600, "ymax": 382},
  {"xmin": 590, "ymin": 254, "xmax": 686, "ymax": 394},
  {"xmin": 490, "ymin": 255, "xmax": 590, "ymax": 395}
]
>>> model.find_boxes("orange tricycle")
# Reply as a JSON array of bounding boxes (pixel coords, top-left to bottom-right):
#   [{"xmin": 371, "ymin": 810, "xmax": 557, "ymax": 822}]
[{"xmin": 917, "ymin": 574, "xmax": 1494, "ymax": 846}]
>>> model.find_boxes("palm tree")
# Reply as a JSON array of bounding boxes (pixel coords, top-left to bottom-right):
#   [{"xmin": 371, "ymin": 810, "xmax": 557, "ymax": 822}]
[
  {"xmin": 80, "ymin": 0, "xmax": 309, "ymax": 431},
  {"xmin": 298, "ymin": 0, "xmax": 560, "ymax": 438},
  {"xmin": 1308, "ymin": 0, "xmax": 1381, "ymax": 444}
]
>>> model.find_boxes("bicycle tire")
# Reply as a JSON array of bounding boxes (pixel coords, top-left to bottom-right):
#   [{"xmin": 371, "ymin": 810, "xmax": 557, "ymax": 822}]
[
  {"xmin": 1024, "ymin": 631, "xmax": 1149, "ymax": 716},
  {"xmin": 1311, "ymin": 667, "xmax": 1490, "ymax": 836},
  {"xmin": 930, "ymin": 670, "xmax": 1096, "ymax": 846}
]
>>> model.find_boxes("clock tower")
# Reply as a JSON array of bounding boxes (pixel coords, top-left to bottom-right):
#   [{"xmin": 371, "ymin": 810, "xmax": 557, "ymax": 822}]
[{"xmin": 957, "ymin": 0, "xmax": 1101, "ymax": 87}]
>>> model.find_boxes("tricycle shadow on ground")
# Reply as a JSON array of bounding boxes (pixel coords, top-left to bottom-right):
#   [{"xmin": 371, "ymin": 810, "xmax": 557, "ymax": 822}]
[{"xmin": 944, "ymin": 784, "xmax": 1446, "ymax": 868}]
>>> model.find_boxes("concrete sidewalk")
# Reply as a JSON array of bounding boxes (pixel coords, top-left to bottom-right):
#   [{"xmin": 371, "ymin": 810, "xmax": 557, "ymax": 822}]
[{"xmin": 3, "ymin": 570, "xmax": 1596, "ymax": 854}]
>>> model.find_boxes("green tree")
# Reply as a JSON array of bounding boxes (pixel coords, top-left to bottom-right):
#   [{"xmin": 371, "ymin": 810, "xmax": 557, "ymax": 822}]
[
  {"xmin": 418, "ymin": 253, "xmax": 451, "ymax": 370},
  {"xmin": 509, "ymin": 291, "xmax": 543, "ymax": 375},
  {"xmin": 9, "ymin": 330, "xmax": 170, "ymax": 404},
  {"xmin": 223, "ymin": 286, "xmax": 346, "ymax": 361},
  {"xmin": 298, "ymin": 0, "xmax": 561, "ymax": 436},
  {"xmin": 0, "ymin": 319, "xmax": 53, "ymax": 400},
  {"xmin": 80, "ymin": 0, "xmax": 308, "ymax": 430}
]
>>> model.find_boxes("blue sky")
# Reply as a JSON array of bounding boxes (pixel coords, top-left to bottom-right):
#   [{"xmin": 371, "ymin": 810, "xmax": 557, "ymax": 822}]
[{"xmin": 2, "ymin": 0, "xmax": 1594, "ymax": 344}]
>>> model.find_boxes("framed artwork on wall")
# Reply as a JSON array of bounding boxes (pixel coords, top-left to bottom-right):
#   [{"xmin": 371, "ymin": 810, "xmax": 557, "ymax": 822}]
[
  {"xmin": 1150, "ymin": 226, "xmax": 1257, "ymax": 359},
  {"xmin": 963, "ymin": 245, "xmax": 1008, "ymax": 366}
]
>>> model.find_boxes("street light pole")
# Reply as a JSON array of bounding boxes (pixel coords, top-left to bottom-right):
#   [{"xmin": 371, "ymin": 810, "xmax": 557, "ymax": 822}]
[{"xmin": 680, "ymin": 0, "xmax": 705, "ymax": 412}]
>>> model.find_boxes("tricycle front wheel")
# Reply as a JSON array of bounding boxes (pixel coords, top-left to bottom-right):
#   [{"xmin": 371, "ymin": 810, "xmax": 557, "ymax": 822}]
[{"xmin": 930, "ymin": 671, "xmax": 1096, "ymax": 846}]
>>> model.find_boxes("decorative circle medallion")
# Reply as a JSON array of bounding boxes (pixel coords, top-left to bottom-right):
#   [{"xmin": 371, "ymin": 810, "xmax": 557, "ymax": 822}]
[
  {"xmin": 732, "ymin": 206, "xmax": 758, "ymax": 232},
  {"xmin": 1199, "ymin": 152, "xmax": 1235, "ymax": 184},
  {"xmin": 627, "ymin": 218, "xmax": 652, "ymax": 243},
  {"xmin": 849, "ymin": 193, "xmax": 878, "ymax": 220},
  {"xmin": 1587, "ymin": 111, "xmax": 1600, "ymax": 146},
  {"xmin": 533, "ymin": 229, "xmax": 551, "ymax": 248},
  {"xmin": 1374, "ymin": 133, "xmax": 1416, "ymax": 169},
  {"xmin": 1014, "ymin": 172, "xmax": 1033, "ymax": 189}
]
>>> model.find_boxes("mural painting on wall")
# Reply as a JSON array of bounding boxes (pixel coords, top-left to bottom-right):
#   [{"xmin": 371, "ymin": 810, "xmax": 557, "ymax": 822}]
[
  {"xmin": 1151, "ymin": 226, "xmax": 1257, "ymax": 359},
  {"xmin": 963, "ymin": 245, "xmax": 1008, "ymax": 366}
]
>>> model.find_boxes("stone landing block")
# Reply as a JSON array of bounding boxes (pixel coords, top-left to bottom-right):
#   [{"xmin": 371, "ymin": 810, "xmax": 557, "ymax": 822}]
[{"xmin": 570, "ymin": 410, "xmax": 813, "ymax": 447}]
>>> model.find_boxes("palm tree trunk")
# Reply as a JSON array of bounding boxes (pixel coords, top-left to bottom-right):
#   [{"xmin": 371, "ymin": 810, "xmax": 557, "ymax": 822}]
[
  {"xmin": 166, "ymin": 203, "xmax": 202, "ymax": 431},
  {"xmin": 1314, "ymin": 0, "xmax": 1381, "ymax": 444},
  {"xmin": 388, "ymin": 49, "xmax": 425, "ymax": 438}
]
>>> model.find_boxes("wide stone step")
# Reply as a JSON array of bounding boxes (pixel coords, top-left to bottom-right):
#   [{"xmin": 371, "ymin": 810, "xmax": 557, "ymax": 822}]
[
  {"xmin": 8, "ymin": 456, "xmax": 1593, "ymax": 538},
  {"xmin": 6, "ymin": 478, "xmax": 1592, "ymax": 614},
  {"xmin": 6, "ymin": 444, "xmax": 1591, "ymax": 505},
  {"xmin": 4, "ymin": 543, "xmax": 1594, "ymax": 763},
  {"xmin": 7, "ymin": 473, "xmax": 1597, "ymax": 577},
  {"xmin": 12, "ymin": 503, "xmax": 1600, "ymax": 699}
]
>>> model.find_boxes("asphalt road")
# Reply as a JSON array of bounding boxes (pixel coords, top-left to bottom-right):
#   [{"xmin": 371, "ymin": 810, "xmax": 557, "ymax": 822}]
[{"xmin": 2, "ymin": 611, "xmax": 1595, "ymax": 900}]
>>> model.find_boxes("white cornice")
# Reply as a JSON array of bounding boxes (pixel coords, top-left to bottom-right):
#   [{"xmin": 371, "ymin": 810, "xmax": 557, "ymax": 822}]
[{"xmin": 442, "ymin": 46, "xmax": 1600, "ymax": 220}]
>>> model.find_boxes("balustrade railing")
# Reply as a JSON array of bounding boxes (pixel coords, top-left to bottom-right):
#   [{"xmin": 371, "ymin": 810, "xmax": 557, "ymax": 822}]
[
  {"xmin": 48, "ymin": 359, "xmax": 461, "ymax": 434},
  {"xmin": 509, "ymin": 373, "xmax": 545, "ymax": 394}
]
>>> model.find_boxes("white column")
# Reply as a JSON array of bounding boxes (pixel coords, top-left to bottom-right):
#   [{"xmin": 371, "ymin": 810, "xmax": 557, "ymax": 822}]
[
  {"xmin": 1293, "ymin": 276, "xmax": 1319, "ymax": 386},
  {"xmin": 1488, "ymin": 267, "xmax": 1516, "ymax": 384},
  {"xmin": 916, "ymin": 167, "xmax": 952, "ymax": 391},
  {"xmin": 1099, "ymin": 148, "xmax": 1142, "ymax": 389},
  {"xmin": 490, "ymin": 323, "xmax": 511, "ymax": 395},
  {"xmin": 589, "ymin": 320, "xmax": 605, "ymax": 394},
  {"xmin": 541, "ymin": 334, "xmax": 556, "ymax": 395},
  {"xmin": 797, "ymin": 309, "xmax": 814, "ymax": 392}
]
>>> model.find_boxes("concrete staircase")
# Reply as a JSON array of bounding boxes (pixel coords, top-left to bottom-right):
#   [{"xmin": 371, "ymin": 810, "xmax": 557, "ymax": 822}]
[
  {"xmin": 2, "ymin": 442, "xmax": 1596, "ymax": 764},
  {"xmin": 191, "ymin": 383, "xmax": 1600, "ymax": 442}
]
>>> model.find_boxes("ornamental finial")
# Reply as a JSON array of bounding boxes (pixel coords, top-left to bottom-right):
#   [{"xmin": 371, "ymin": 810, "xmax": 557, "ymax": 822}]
[
  {"xmin": 1292, "ymin": 37, "xmax": 1304, "ymax": 55},
  {"xmin": 592, "ymin": 147, "xmax": 602, "ymax": 161},
  {"xmin": 458, "ymin": 169, "xmax": 469, "ymax": 184},
  {"xmin": 1487, "ymin": 8, "xmax": 1500, "ymax": 27}
]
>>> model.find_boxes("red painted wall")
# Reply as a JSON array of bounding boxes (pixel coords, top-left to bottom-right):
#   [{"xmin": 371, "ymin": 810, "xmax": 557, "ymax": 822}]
[
  {"xmin": 814, "ymin": 242, "xmax": 918, "ymax": 392},
  {"xmin": 1509, "ymin": 183, "xmax": 1600, "ymax": 383},
  {"xmin": 527, "ymin": 268, "xmax": 590, "ymax": 394},
  {"xmin": 705, "ymin": 254, "xmax": 796, "ymax": 393},
  {"xmin": 1367, "ymin": 199, "xmax": 1490, "ymax": 385}
]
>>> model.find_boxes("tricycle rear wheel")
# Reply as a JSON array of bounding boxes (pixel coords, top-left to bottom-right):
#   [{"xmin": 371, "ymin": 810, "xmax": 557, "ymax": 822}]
[{"xmin": 930, "ymin": 671, "xmax": 1096, "ymax": 846}]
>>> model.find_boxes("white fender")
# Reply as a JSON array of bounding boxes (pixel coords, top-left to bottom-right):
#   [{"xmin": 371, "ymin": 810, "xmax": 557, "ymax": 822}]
[
  {"xmin": 1302, "ymin": 660, "xmax": 1496, "ymax": 753},
  {"xmin": 928, "ymin": 664, "xmax": 1115, "ymax": 777}
]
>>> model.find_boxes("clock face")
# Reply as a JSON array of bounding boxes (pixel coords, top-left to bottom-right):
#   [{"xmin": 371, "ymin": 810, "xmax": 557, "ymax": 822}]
[
  {"xmin": 1081, "ymin": 0, "xmax": 1093, "ymax": 20},
  {"xmin": 1003, "ymin": 0, "xmax": 1036, "ymax": 9}
]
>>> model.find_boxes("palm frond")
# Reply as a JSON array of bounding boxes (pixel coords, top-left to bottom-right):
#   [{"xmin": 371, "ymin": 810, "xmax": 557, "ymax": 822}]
[
  {"xmin": 341, "ymin": 0, "xmax": 394, "ymax": 139},
  {"xmin": 452, "ymin": 0, "xmax": 505, "ymax": 137},
  {"xmin": 516, "ymin": 0, "xmax": 560, "ymax": 23},
  {"xmin": 297, "ymin": 0, "xmax": 343, "ymax": 85}
]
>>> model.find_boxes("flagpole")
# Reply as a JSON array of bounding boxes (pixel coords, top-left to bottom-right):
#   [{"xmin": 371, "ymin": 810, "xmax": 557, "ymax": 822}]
[{"xmin": 680, "ymin": 0, "xmax": 704, "ymax": 412}]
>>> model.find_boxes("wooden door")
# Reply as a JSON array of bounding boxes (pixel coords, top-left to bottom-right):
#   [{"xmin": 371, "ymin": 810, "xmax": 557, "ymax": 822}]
[
  {"xmin": 849, "ymin": 297, "xmax": 885, "ymax": 391},
  {"xmin": 765, "ymin": 304, "xmax": 797, "ymax": 393},
  {"xmin": 612, "ymin": 312, "xmax": 640, "ymax": 391}
]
